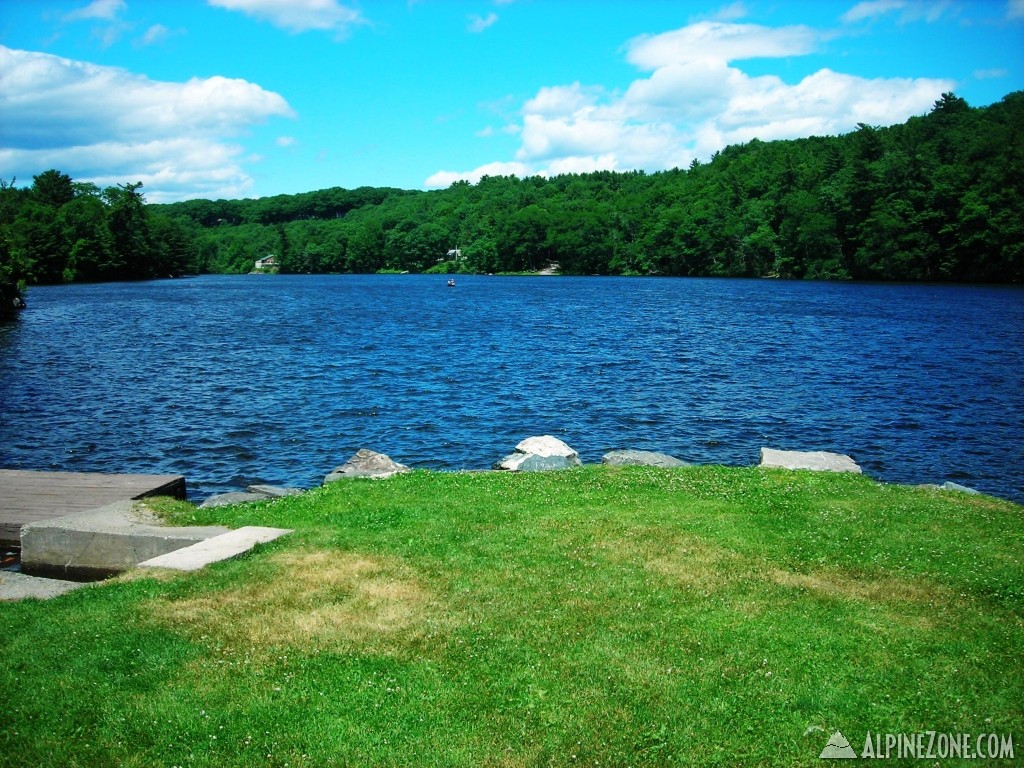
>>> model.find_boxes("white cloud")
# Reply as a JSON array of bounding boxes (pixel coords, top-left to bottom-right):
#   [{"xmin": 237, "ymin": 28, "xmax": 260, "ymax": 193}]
[
  {"xmin": 842, "ymin": 0, "xmax": 954, "ymax": 24},
  {"xmin": 711, "ymin": 2, "xmax": 749, "ymax": 22},
  {"xmin": 625, "ymin": 21, "xmax": 820, "ymax": 69},
  {"xmin": 841, "ymin": 0, "xmax": 907, "ymax": 23},
  {"xmin": 207, "ymin": 0, "xmax": 364, "ymax": 36},
  {"xmin": 0, "ymin": 138, "xmax": 259, "ymax": 202},
  {"xmin": 468, "ymin": 13, "xmax": 499, "ymax": 33},
  {"xmin": 0, "ymin": 46, "xmax": 295, "ymax": 202},
  {"xmin": 64, "ymin": 0, "xmax": 126, "ymax": 21},
  {"xmin": 63, "ymin": 0, "xmax": 130, "ymax": 47},
  {"xmin": 546, "ymin": 154, "xmax": 620, "ymax": 175},
  {"xmin": 1009, "ymin": 0, "xmax": 1024, "ymax": 19},
  {"xmin": 425, "ymin": 161, "xmax": 530, "ymax": 188},
  {"xmin": 425, "ymin": 19, "xmax": 952, "ymax": 187},
  {"xmin": 523, "ymin": 82, "xmax": 604, "ymax": 117},
  {"xmin": 138, "ymin": 24, "xmax": 172, "ymax": 46},
  {"xmin": 276, "ymin": 135, "xmax": 298, "ymax": 147}
]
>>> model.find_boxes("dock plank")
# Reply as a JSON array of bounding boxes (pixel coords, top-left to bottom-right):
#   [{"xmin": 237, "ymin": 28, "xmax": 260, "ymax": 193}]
[{"xmin": 0, "ymin": 470, "xmax": 186, "ymax": 546}]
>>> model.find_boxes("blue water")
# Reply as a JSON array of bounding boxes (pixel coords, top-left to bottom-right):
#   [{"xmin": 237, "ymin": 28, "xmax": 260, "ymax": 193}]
[{"xmin": 1, "ymin": 274, "xmax": 1022, "ymax": 502}]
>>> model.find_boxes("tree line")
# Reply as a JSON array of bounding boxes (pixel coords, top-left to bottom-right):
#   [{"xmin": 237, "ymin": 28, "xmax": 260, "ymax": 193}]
[{"xmin": 2, "ymin": 90, "xmax": 1022, "ymax": 305}]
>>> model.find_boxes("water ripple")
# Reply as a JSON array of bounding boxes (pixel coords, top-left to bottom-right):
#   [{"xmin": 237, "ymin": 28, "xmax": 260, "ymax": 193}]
[{"xmin": 1, "ymin": 274, "xmax": 1022, "ymax": 502}]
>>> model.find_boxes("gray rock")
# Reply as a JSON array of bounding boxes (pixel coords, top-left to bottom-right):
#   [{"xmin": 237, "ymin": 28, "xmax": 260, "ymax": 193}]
[
  {"xmin": 602, "ymin": 449, "xmax": 689, "ymax": 468},
  {"xmin": 517, "ymin": 454, "xmax": 579, "ymax": 472},
  {"xmin": 514, "ymin": 435, "xmax": 579, "ymax": 459},
  {"xmin": 940, "ymin": 481, "xmax": 980, "ymax": 495},
  {"xmin": 324, "ymin": 449, "xmax": 411, "ymax": 483},
  {"xmin": 199, "ymin": 492, "xmax": 271, "ymax": 508},
  {"xmin": 495, "ymin": 435, "xmax": 582, "ymax": 472},
  {"xmin": 759, "ymin": 447, "xmax": 862, "ymax": 474},
  {"xmin": 247, "ymin": 484, "xmax": 303, "ymax": 498}
]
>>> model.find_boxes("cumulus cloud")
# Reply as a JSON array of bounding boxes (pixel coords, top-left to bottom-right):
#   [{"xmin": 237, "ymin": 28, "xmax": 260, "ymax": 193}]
[
  {"xmin": 425, "ymin": 160, "xmax": 530, "ymax": 188},
  {"xmin": 625, "ymin": 21, "xmax": 820, "ymax": 69},
  {"xmin": 0, "ymin": 45, "xmax": 295, "ymax": 201},
  {"xmin": 523, "ymin": 83, "xmax": 605, "ymax": 117},
  {"xmin": 207, "ymin": 0, "xmax": 365, "ymax": 36},
  {"xmin": 425, "ymin": 19, "xmax": 952, "ymax": 187}
]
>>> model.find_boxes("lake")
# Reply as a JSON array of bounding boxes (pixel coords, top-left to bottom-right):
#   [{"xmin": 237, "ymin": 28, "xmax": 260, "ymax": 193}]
[{"xmin": 1, "ymin": 274, "xmax": 1022, "ymax": 503}]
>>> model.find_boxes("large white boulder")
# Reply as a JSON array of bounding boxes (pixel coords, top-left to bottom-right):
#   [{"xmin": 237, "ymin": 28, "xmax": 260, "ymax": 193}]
[{"xmin": 495, "ymin": 435, "xmax": 582, "ymax": 472}]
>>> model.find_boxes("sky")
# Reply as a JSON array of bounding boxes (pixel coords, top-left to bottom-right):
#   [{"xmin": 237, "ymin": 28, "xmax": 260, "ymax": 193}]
[{"xmin": 1, "ymin": 0, "xmax": 1022, "ymax": 203}]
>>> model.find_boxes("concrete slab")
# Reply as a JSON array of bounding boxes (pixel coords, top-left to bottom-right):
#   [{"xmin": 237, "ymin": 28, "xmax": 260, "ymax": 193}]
[
  {"xmin": 0, "ymin": 570, "xmax": 92, "ymax": 601},
  {"xmin": 137, "ymin": 526, "xmax": 292, "ymax": 571},
  {"xmin": 0, "ymin": 469, "xmax": 186, "ymax": 546},
  {"xmin": 760, "ymin": 447, "xmax": 862, "ymax": 474},
  {"xmin": 20, "ymin": 500, "xmax": 229, "ymax": 580}
]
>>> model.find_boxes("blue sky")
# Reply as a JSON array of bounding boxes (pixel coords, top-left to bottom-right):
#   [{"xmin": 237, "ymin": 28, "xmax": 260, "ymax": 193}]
[{"xmin": 1, "ymin": 0, "xmax": 1022, "ymax": 202}]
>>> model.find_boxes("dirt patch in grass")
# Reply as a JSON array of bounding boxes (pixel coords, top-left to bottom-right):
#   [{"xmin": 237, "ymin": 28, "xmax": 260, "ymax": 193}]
[
  {"xmin": 762, "ymin": 566, "xmax": 949, "ymax": 605},
  {"xmin": 601, "ymin": 529, "xmax": 750, "ymax": 592},
  {"xmin": 761, "ymin": 566, "xmax": 953, "ymax": 630},
  {"xmin": 603, "ymin": 527, "xmax": 952, "ymax": 629},
  {"xmin": 147, "ymin": 549, "xmax": 442, "ymax": 655},
  {"xmin": 646, "ymin": 539, "xmax": 749, "ymax": 591}
]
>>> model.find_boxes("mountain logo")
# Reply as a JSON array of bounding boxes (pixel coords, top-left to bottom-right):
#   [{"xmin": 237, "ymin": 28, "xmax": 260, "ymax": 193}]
[{"xmin": 820, "ymin": 730, "xmax": 858, "ymax": 759}]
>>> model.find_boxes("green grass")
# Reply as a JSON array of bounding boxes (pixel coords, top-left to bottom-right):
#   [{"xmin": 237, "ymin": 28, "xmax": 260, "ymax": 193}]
[{"xmin": 3, "ymin": 466, "xmax": 1022, "ymax": 767}]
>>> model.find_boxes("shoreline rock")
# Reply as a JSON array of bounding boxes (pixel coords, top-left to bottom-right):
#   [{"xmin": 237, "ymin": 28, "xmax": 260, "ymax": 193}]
[
  {"xmin": 602, "ymin": 449, "xmax": 689, "ymax": 468},
  {"xmin": 495, "ymin": 435, "xmax": 582, "ymax": 472},
  {"xmin": 324, "ymin": 449, "xmax": 411, "ymax": 482},
  {"xmin": 197, "ymin": 441, "xmax": 1001, "ymax": 503},
  {"xmin": 199, "ymin": 484, "xmax": 303, "ymax": 509},
  {"xmin": 759, "ymin": 447, "xmax": 861, "ymax": 474}
]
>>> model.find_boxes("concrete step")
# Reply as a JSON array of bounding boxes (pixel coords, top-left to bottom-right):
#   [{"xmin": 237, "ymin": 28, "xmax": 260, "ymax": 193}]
[
  {"xmin": 20, "ymin": 500, "xmax": 230, "ymax": 580},
  {"xmin": 137, "ymin": 526, "xmax": 292, "ymax": 572}
]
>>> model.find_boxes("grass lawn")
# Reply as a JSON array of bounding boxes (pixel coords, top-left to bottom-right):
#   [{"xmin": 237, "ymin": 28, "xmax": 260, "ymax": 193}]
[{"xmin": 2, "ymin": 465, "xmax": 1021, "ymax": 767}]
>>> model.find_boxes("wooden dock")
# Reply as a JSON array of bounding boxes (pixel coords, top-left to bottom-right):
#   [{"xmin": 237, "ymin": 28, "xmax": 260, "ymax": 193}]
[{"xmin": 0, "ymin": 470, "xmax": 186, "ymax": 546}]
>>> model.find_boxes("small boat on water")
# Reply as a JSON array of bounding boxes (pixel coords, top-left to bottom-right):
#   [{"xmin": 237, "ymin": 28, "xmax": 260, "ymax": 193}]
[{"xmin": 447, "ymin": 278, "xmax": 456, "ymax": 287}]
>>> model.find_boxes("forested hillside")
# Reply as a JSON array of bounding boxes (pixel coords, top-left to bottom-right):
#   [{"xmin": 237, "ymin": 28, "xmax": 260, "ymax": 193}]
[{"xmin": 2, "ymin": 91, "xmax": 1022, "ymax": 297}]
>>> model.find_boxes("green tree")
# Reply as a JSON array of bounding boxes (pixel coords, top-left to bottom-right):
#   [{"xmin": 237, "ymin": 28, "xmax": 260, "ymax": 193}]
[
  {"xmin": 31, "ymin": 169, "xmax": 75, "ymax": 208},
  {"xmin": 104, "ymin": 182, "xmax": 153, "ymax": 279},
  {"xmin": 58, "ymin": 194, "xmax": 114, "ymax": 281}
]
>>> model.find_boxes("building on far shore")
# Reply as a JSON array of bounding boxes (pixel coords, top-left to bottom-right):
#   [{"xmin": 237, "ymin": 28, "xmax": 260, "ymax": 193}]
[{"xmin": 254, "ymin": 255, "xmax": 278, "ymax": 272}]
